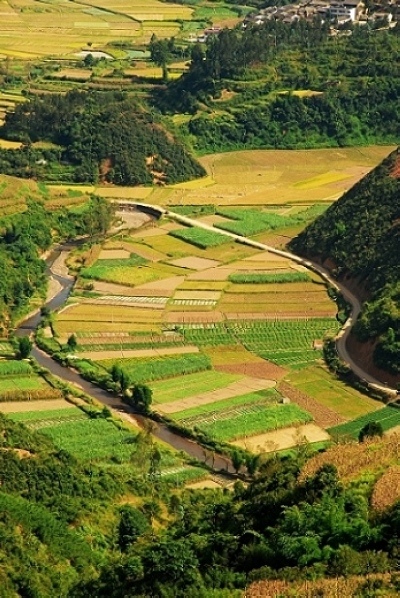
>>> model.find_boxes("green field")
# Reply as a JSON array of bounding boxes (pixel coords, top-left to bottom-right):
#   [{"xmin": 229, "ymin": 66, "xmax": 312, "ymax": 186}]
[
  {"xmin": 0, "ymin": 377, "xmax": 46, "ymax": 392},
  {"xmin": 194, "ymin": 403, "xmax": 312, "ymax": 442},
  {"xmin": 328, "ymin": 406, "xmax": 400, "ymax": 440},
  {"xmin": 80, "ymin": 255, "xmax": 146, "ymax": 280},
  {"xmin": 286, "ymin": 366, "xmax": 382, "ymax": 420},
  {"xmin": 171, "ymin": 389, "xmax": 279, "ymax": 422},
  {"xmin": 10, "ymin": 407, "xmax": 84, "ymax": 423},
  {"xmin": 99, "ymin": 352, "xmax": 211, "ymax": 384},
  {"xmin": 150, "ymin": 370, "xmax": 241, "ymax": 404},
  {"xmin": 228, "ymin": 272, "xmax": 311, "ymax": 284},
  {"xmin": 0, "ymin": 360, "xmax": 33, "ymax": 376},
  {"xmin": 169, "ymin": 227, "xmax": 229, "ymax": 249},
  {"xmin": 215, "ymin": 208, "xmax": 292, "ymax": 236},
  {"xmin": 182, "ymin": 319, "xmax": 338, "ymax": 369}
]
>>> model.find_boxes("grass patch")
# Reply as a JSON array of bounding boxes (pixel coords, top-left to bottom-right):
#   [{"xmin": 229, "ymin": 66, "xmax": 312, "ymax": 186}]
[
  {"xmin": 100, "ymin": 353, "xmax": 212, "ymax": 384},
  {"xmin": 215, "ymin": 208, "xmax": 293, "ymax": 236},
  {"xmin": 0, "ymin": 360, "xmax": 33, "ymax": 376},
  {"xmin": 328, "ymin": 406, "xmax": 400, "ymax": 440},
  {"xmin": 9, "ymin": 407, "xmax": 83, "ymax": 423},
  {"xmin": 287, "ymin": 365, "xmax": 382, "ymax": 420},
  {"xmin": 169, "ymin": 227, "xmax": 229, "ymax": 249},
  {"xmin": 150, "ymin": 370, "xmax": 241, "ymax": 404}
]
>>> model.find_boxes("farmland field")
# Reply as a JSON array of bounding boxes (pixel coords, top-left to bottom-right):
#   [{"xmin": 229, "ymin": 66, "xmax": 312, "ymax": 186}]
[
  {"xmin": 192, "ymin": 402, "xmax": 312, "ymax": 442},
  {"xmin": 169, "ymin": 227, "xmax": 230, "ymax": 249},
  {"xmin": 150, "ymin": 370, "xmax": 241, "ymax": 404},
  {"xmin": 286, "ymin": 366, "xmax": 382, "ymax": 420},
  {"xmin": 328, "ymin": 407, "xmax": 400, "ymax": 440}
]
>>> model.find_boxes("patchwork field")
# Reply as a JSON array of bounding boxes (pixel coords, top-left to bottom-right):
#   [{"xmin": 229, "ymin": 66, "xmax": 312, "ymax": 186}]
[
  {"xmin": 286, "ymin": 366, "xmax": 382, "ymax": 421},
  {"xmin": 0, "ymin": 358, "xmax": 62, "ymax": 402},
  {"xmin": 46, "ymin": 146, "xmax": 396, "ymax": 456},
  {"xmin": 0, "ymin": 0, "xmax": 195, "ymax": 58}
]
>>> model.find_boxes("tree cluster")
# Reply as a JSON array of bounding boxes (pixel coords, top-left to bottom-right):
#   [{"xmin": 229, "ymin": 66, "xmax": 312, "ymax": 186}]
[
  {"xmin": 1, "ymin": 91, "xmax": 205, "ymax": 185},
  {"xmin": 290, "ymin": 149, "xmax": 400, "ymax": 376}
]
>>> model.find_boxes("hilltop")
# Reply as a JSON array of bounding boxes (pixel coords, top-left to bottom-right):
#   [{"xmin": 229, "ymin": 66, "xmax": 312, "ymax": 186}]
[{"xmin": 290, "ymin": 148, "xmax": 400, "ymax": 384}]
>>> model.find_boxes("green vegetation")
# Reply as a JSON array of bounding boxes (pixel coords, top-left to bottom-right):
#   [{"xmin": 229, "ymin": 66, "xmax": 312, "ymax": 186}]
[
  {"xmin": 0, "ymin": 360, "xmax": 33, "ymax": 376},
  {"xmin": 216, "ymin": 208, "xmax": 292, "ymax": 236},
  {"xmin": 80, "ymin": 255, "xmax": 147, "ymax": 281},
  {"xmin": 172, "ymin": 389, "xmax": 280, "ymax": 421},
  {"xmin": 1, "ymin": 91, "xmax": 206, "ymax": 185},
  {"xmin": 183, "ymin": 319, "xmax": 339, "ymax": 369},
  {"xmin": 228, "ymin": 272, "xmax": 311, "ymax": 284},
  {"xmin": 196, "ymin": 403, "xmax": 312, "ymax": 442},
  {"xmin": 100, "ymin": 352, "xmax": 212, "ymax": 385},
  {"xmin": 157, "ymin": 24, "xmax": 399, "ymax": 152},
  {"xmin": 329, "ymin": 406, "xmax": 400, "ymax": 440},
  {"xmin": 291, "ymin": 149, "xmax": 400, "ymax": 376},
  {"xmin": 150, "ymin": 370, "xmax": 240, "ymax": 404},
  {"xmin": 169, "ymin": 226, "xmax": 229, "ymax": 249}
]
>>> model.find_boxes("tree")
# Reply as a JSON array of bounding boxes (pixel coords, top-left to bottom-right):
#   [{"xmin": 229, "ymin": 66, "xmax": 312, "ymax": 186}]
[
  {"xmin": 17, "ymin": 336, "xmax": 32, "ymax": 359},
  {"xmin": 358, "ymin": 421, "xmax": 384, "ymax": 443},
  {"xmin": 231, "ymin": 450, "xmax": 244, "ymax": 474},
  {"xmin": 117, "ymin": 505, "xmax": 149, "ymax": 552},
  {"xmin": 67, "ymin": 334, "xmax": 77, "ymax": 350},
  {"xmin": 130, "ymin": 384, "xmax": 153, "ymax": 414}
]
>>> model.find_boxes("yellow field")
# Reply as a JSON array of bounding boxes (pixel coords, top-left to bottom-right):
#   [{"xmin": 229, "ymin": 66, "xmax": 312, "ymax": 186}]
[
  {"xmin": 0, "ymin": 0, "xmax": 194, "ymax": 57},
  {"xmin": 143, "ymin": 146, "xmax": 395, "ymax": 207}
]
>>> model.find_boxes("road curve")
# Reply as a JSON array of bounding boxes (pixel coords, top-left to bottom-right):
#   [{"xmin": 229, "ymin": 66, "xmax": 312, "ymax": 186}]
[{"xmin": 127, "ymin": 202, "xmax": 398, "ymax": 395}]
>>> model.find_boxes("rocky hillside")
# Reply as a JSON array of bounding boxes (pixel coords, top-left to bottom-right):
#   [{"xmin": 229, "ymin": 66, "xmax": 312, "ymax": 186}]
[{"xmin": 290, "ymin": 148, "xmax": 400, "ymax": 382}]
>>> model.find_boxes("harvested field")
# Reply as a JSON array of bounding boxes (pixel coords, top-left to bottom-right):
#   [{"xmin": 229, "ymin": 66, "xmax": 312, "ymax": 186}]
[
  {"xmin": 207, "ymin": 345, "xmax": 267, "ymax": 366},
  {"xmin": 119, "ymin": 241, "xmax": 166, "ymax": 261},
  {"xmin": 170, "ymin": 256, "xmax": 221, "ymax": 270},
  {"xmin": 79, "ymin": 345, "xmax": 199, "ymax": 361},
  {"xmin": 371, "ymin": 466, "xmax": 400, "ymax": 511},
  {"xmin": 233, "ymin": 423, "xmax": 330, "ymax": 453},
  {"xmin": 57, "ymin": 304, "xmax": 163, "ymax": 323},
  {"xmin": 55, "ymin": 321, "xmax": 160, "ymax": 334},
  {"xmin": 187, "ymin": 267, "xmax": 235, "ymax": 281},
  {"xmin": 80, "ymin": 296, "xmax": 167, "ymax": 309},
  {"xmin": 98, "ymin": 249, "xmax": 131, "ymax": 260},
  {"xmin": 185, "ymin": 479, "xmax": 222, "ymax": 490},
  {"xmin": 173, "ymin": 290, "xmax": 221, "ymax": 301},
  {"xmin": 300, "ymin": 434, "xmax": 400, "ymax": 483},
  {"xmin": 0, "ymin": 399, "xmax": 74, "ymax": 413},
  {"xmin": 157, "ymin": 376, "xmax": 275, "ymax": 414},
  {"xmin": 278, "ymin": 380, "xmax": 345, "ymax": 428},
  {"xmin": 216, "ymin": 361, "xmax": 287, "ymax": 381},
  {"xmin": 133, "ymin": 276, "xmax": 186, "ymax": 294}
]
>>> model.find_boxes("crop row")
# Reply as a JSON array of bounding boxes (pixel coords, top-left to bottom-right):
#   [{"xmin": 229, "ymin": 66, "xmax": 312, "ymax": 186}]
[
  {"xmin": 228, "ymin": 272, "xmax": 311, "ymax": 284},
  {"xmin": 215, "ymin": 208, "xmax": 292, "ymax": 236},
  {"xmin": 328, "ymin": 406, "xmax": 400, "ymax": 439},
  {"xmin": 195, "ymin": 403, "xmax": 312, "ymax": 442},
  {"xmin": 0, "ymin": 360, "xmax": 33, "ymax": 376},
  {"xmin": 99, "ymin": 353, "xmax": 212, "ymax": 385},
  {"xmin": 169, "ymin": 227, "xmax": 228, "ymax": 249}
]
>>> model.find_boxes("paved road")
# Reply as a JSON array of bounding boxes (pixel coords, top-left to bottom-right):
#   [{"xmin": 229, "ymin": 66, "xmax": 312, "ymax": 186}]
[{"xmin": 129, "ymin": 202, "xmax": 398, "ymax": 395}]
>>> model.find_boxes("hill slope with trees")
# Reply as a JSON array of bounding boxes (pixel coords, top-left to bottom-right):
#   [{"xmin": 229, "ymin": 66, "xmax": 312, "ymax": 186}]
[
  {"xmin": 0, "ymin": 91, "xmax": 205, "ymax": 185},
  {"xmin": 290, "ymin": 148, "xmax": 400, "ymax": 380}
]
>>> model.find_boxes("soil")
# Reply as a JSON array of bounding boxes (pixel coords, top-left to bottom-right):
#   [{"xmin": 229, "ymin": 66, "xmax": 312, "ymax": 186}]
[
  {"xmin": 278, "ymin": 380, "xmax": 346, "ymax": 428},
  {"xmin": 79, "ymin": 345, "xmax": 199, "ymax": 360},
  {"xmin": 157, "ymin": 377, "xmax": 276, "ymax": 414},
  {"xmin": 0, "ymin": 399, "xmax": 73, "ymax": 413},
  {"xmin": 170, "ymin": 256, "xmax": 221, "ymax": 270},
  {"xmin": 232, "ymin": 423, "xmax": 330, "ymax": 453},
  {"xmin": 216, "ymin": 361, "xmax": 287, "ymax": 381}
]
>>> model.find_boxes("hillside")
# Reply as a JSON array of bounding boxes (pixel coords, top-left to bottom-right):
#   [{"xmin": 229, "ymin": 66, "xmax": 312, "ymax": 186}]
[
  {"xmin": 0, "ymin": 91, "xmax": 206, "ymax": 186},
  {"xmin": 290, "ymin": 148, "xmax": 400, "ymax": 381}
]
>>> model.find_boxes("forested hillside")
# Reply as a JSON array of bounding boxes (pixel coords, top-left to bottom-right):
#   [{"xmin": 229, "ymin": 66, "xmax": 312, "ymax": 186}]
[
  {"xmin": 156, "ymin": 21, "xmax": 399, "ymax": 152},
  {"xmin": 0, "ymin": 194, "xmax": 113, "ymax": 332},
  {"xmin": 1, "ymin": 407, "xmax": 400, "ymax": 596},
  {"xmin": 0, "ymin": 91, "xmax": 205, "ymax": 185},
  {"xmin": 290, "ymin": 149, "xmax": 400, "ymax": 378}
]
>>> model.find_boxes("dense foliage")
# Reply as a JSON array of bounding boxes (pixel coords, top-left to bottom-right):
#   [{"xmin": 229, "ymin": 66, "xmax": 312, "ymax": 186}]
[
  {"xmin": 290, "ymin": 149, "xmax": 400, "ymax": 376},
  {"xmin": 155, "ymin": 22, "xmax": 400, "ymax": 151},
  {"xmin": 1, "ymin": 91, "xmax": 205, "ymax": 185},
  {"xmin": 0, "ymin": 195, "xmax": 114, "ymax": 332}
]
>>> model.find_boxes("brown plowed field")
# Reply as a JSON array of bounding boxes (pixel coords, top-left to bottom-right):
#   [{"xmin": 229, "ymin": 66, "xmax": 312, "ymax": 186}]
[
  {"xmin": 215, "ymin": 361, "xmax": 287, "ymax": 381},
  {"xmin": 278, "ymin": 380, "xmax": 345, "ymax": 428}
]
